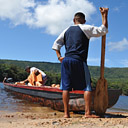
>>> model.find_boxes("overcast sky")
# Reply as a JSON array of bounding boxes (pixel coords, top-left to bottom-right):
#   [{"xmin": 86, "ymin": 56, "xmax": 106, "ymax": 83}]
[{"xmin": 0, "ymin": 0, "xmax": 128, "ymax": 67}]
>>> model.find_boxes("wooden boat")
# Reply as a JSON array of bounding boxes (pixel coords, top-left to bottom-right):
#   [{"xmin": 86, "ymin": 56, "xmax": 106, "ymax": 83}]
[{"xmin": 3, "ymin": 82, "xmax": 122, "ymax": 112}]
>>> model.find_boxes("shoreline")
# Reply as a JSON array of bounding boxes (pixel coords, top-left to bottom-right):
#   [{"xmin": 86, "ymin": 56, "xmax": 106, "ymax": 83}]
[
  {"xmin": 0, "ymin": 111, "xmax": 128, "ymax": 128},
  {"xmin": 1, "ymin": 82, "xmax": 128, "ymax": 127}
]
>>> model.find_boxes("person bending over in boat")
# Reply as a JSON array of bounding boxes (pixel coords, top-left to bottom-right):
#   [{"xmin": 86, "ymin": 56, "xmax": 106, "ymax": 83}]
[
  {"xmin": 52, "ymin": 7, "xmax": 108, "ymax": 118},
  {"xmin": 21, "ymin": 66, "xmax": 47, "ymax": 86}
]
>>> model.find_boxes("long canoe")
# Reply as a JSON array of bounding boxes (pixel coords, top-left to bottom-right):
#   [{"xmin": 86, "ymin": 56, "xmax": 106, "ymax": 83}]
[{"xmin": 3, "ymin": 82, "xmax": 122, "ymax": 112}]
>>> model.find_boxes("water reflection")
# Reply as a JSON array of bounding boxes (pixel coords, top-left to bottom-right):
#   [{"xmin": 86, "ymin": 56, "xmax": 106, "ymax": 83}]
[
  {"xmin": 0, "ymin": 83, "xmax": 54, "ymax": 113},
  {"xmin": 107, "ymin": 95, "xmax": 128, "ymax": 112}
]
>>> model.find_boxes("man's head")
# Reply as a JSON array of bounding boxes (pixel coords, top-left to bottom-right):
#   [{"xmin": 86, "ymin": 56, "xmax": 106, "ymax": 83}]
[
  {"xmin": 73, "ymin": 12, "xmax": 86, "ymax": 24},
  {"xmin": 25, "ymin": 66, "xmax": 31, "ymax": 73}
]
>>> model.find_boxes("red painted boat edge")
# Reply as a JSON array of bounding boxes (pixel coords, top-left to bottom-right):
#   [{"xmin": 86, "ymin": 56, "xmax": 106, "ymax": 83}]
[{"xmin": 4, "ymin": 83, "xmax": 85, "ymax": 94}]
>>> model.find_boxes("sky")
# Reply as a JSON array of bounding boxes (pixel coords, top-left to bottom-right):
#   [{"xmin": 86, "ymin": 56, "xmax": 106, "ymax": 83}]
[{"xmin": 0, "ymin": 0, "xmax": 128, "ymax": 68}]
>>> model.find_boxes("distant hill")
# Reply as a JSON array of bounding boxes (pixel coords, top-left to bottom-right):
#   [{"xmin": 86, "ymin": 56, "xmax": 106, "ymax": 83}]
[
  {"xmin": 0, "ymin": 59, "xmax": 61, "ymax": 73},
  {"xmin": 0, "ymin": 59, "xmax": 128, "ymax": 79}
]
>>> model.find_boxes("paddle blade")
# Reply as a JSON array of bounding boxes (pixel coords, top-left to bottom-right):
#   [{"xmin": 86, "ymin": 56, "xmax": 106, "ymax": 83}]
[{"xmin": 94, "ymin": 78, "xmax": 108, "ymax": 115}]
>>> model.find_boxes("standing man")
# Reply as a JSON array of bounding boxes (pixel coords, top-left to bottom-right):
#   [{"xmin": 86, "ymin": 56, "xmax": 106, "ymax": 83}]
[{"xmin": 52, "ymin": 7, "xmax": 108, "ymax": 118}]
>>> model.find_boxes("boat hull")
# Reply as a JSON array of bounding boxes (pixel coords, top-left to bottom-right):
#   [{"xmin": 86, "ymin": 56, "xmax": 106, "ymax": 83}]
[{"xmin": 3, "ymin": 83, "xmax": 122, "ymax": 111}]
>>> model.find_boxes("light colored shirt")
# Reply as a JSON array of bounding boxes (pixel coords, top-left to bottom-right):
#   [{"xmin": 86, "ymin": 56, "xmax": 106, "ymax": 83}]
[
  {"xmin": 30, "ymin": 67, "xmax": 46, "ymax": 77},
  {"xmin": 52, "ymin": 24, "xmax": 108, "ymax": 51}
]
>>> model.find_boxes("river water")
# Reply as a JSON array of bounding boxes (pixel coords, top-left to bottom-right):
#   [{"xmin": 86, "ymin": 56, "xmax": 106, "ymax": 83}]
[
  {"xmin": 0, "ymin": 83, "xmax": 128, "ymax": 113},
  {"xmin": 0, "ymin": 83, "xmax": 56, "ymax": 113}
]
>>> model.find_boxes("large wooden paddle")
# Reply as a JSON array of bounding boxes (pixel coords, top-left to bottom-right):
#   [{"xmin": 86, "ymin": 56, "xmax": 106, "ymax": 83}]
[
  {"xmin": 94, "ymin": 35, "xmax": 108, "ymax": 115},
  {"xmin": 94, "ymin": 8, "xmax": 108, "ymax": 115}
]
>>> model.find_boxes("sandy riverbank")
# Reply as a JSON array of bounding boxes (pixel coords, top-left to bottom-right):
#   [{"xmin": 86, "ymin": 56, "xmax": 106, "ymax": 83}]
[{"xmin": 0, "ymin": 110, "xmax": 128, "ymax": 128}]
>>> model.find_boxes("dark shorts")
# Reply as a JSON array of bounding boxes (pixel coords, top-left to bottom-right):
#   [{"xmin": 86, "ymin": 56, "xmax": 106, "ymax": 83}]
[{"xmin": 61, "ymin": 57, "xmax": 92, "ymax": 91}]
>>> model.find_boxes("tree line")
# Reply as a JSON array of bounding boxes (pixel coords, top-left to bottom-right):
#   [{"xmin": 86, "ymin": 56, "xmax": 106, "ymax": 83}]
[
  {"xmin": 0, "ymin": 63, "xmax": 61, "ymax": 86},
  {"xmin": 0, "ymin": 59, "xmax": 128, "ymax": 95}
]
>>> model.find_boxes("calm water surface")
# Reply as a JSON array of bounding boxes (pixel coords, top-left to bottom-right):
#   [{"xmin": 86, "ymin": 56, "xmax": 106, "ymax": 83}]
[
  {"xmin": 107, "ymin": 95, "xmax": 128, "ymax": 112},
  {"xmin": 0, "ymin": 83, "xmax": 128, "ymax": 113},
  {"xmin": 0, "ymin": 83, "xmax": 55, "ymax": 113}
]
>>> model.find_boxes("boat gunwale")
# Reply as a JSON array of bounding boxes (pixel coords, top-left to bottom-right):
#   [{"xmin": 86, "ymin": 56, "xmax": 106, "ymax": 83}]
[
  {"xmin": 3, "ymin": 83, "xmax": 122, "ymax": 95},
  {"xmin": 3, "ymin": 83, "xmax": 85, "ymax": 94}
]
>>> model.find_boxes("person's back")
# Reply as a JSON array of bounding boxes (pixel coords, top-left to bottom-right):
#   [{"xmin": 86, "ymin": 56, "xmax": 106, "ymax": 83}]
[
  {"xmin": 30, "ymin": 67, "xmax": 46, "ymax": 77},
  {"xmin": 64, "ymin": 25, "xmax": 89, "ymax": 62}
]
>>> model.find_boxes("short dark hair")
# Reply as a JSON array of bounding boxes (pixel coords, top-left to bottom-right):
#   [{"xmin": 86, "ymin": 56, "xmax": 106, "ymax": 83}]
[
  {"xmin": 25, "ymin": 66, "xmax": 31, "ymax": 71},
  {"xmin": 74, "ymin": 12, "xmax": 85, "ymax": 20}
]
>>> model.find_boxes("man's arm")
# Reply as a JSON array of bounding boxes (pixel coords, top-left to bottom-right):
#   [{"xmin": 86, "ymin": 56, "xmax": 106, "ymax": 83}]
[
  {"xmin": 22, "ymin": 79, "xmax": 28, "ymax": 83},
  {"xmin": 100, "ymin": 7, "xmax": 108, "ymax": 28},
  {"xmin": 56, "ymin": 50, "xmax": 64, "ymax": 63},
  {"xmin": 80, "ymin": 7, "xmax": 108, "ymax": 39},
  {"xmin": 52, "ymin": 28, "xmax": 68, "ymax": 63}
]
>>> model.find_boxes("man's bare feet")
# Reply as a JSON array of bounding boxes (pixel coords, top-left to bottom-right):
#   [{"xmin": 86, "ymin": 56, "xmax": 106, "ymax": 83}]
[
  {"xmin": 64, "ymin": 114, "xmax": 70, "ymax": 118},
  {"xmin": 83, "ymin": 114, "xmax": 100, "ymax": 118}
]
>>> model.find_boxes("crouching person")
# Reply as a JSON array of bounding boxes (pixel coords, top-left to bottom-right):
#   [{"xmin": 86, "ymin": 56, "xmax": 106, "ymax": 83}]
[{"xmin": 22, "ymin": 66, "xmax": 47, "ymax": 86}]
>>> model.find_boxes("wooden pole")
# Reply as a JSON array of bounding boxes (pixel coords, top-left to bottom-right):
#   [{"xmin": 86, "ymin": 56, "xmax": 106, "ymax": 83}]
[
  {"xmin": 100, "ymin": 35, "xmax": 106, "ymax": 79},
  {"xmin": 94, "ymin": 7, "xmax": 109, "ymax": 115}
]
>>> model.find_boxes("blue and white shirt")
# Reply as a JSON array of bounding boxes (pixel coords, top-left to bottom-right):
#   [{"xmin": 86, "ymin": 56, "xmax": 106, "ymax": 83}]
[{"xmin": 52, "ymin": 24, "xmax": 108, "ymax": 62}]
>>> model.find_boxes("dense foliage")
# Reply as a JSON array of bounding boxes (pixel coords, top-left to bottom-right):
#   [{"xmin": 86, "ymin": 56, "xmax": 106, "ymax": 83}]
[
  {"xmin": 0, "ymin": 63, "xmax": 28, "ymax": 82},
  {"xmin": 0, "ymin": 63, "xmax": 61, "ymax": 86},
  {"xmin": 0, "ymin": 59, "xmax": 128, "ymax": 95}
]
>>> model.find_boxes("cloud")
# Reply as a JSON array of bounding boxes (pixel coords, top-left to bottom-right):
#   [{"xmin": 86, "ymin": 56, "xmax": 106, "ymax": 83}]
[
  {"xmin": 0, "ymin": 0, "xmax": 36, "ymax": 25},
  {"xmin": 88, "ymin": 58, "xmax": 110, "ymax": 67},
  {"xmin": 113, "ymin": 5, "xmax": 125, "ymax": 13},
  {"xmin": 113, "ymin": 7, "xmax": 120, "ymax": 12},
  {"xmin": 88, "ymin": 58, "xmax": 100, "ymax": 64},
  {"xmin": 0, "ymin": 0, "xmax": 96, "ymax": 35},
  {"xmin": 90, "ymin": 37, "xmax": 100, "ymax": 42},
  {"xmin": 107, "ymin": 38, "xmax": 128, "ymax": 51},
  {"xmin": 120, "ymin": 60, "xmax": 128, "ymax": 67}
]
